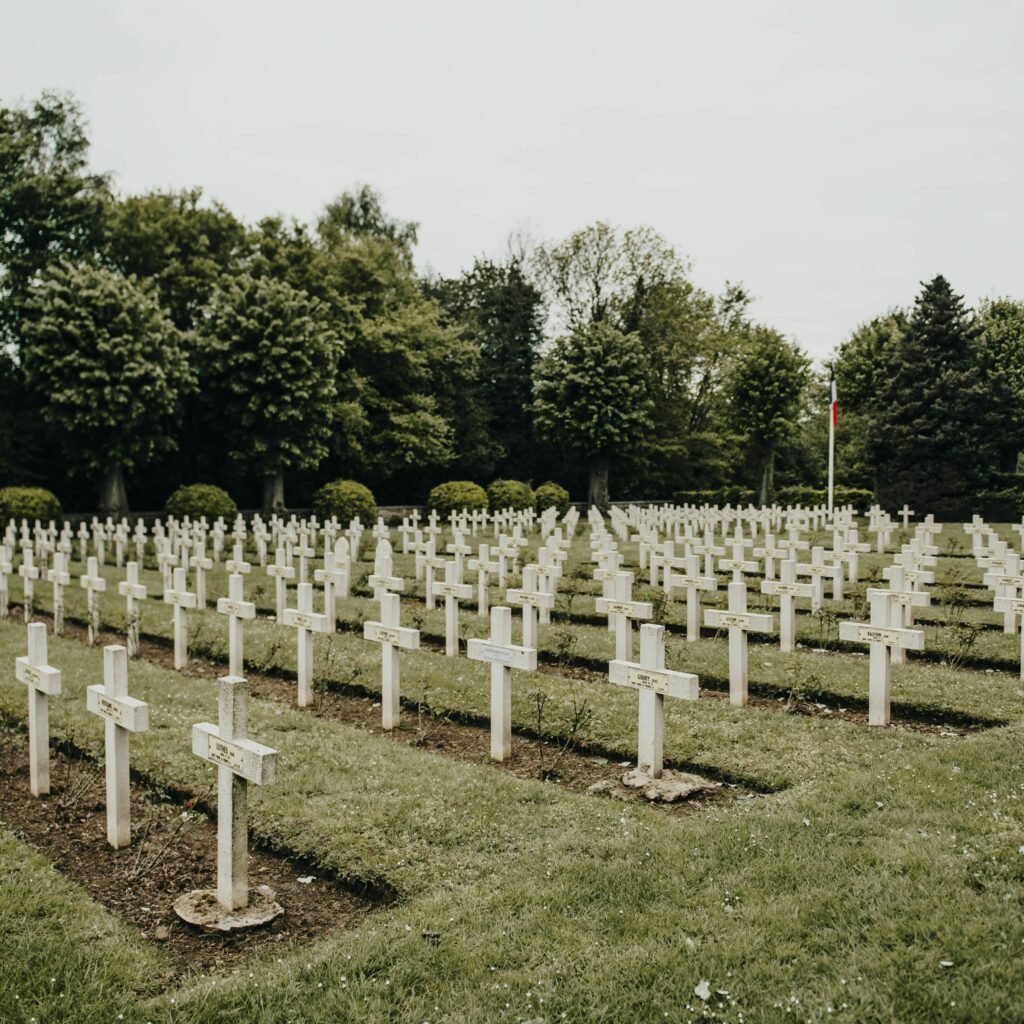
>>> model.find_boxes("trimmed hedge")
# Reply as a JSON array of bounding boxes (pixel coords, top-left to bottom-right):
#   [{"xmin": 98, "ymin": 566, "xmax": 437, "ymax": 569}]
[
  {"xmin": 312, "ymin": 479, "xmax": 377, "ymax": 525},
  {"xmin": 487, "ymin": 479, "xmax": 535, "ymax": 512},
  {"xmin": 429, "ymin": 480, "xmax": 488, "ymax": 516},
  {"xmin": 674, "ymin": 487, "xmax": 757, "ymax": 507},
  {"xmin": 0, "ymin": 486, "xmax": 61, "ymax": 523},
  {"xmin": 165, "ymin": 484, "xmax": 237, "ymax": 522},
  {"xmin": 535, "ymin": 481, "xmax": 570, "ymax": 516},
  {"xmin": 775, "ymin": 485, "xmax": 874, "ymax": 509}
]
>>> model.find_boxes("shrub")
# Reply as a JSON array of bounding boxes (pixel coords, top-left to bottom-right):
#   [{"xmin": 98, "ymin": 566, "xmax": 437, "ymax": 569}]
[
  {"xmin": 165, "ymin": 483, "xmax": 237, "ymax": 522},
  {"xmin": 833, "ymin": 486, "xmax": 874, "ymax": 510},
  {"xmin": 975, "ymin": 488, "xmax": 1022, "ymax": 523},
  {"xmin": 0, "ymin": 486, "xmax": 61, "ymax": 523},
  {"xmin": 535, "ymin": 481, "xmax": 570, "ymax": 516},
  {"xmin": 487, "ymin": 479, "xmax": 535, "ymax": 512},
  {"xmin": 428, "ymin": 480, "xmax": 488, "ymax": 516},
  {"xmin": 312, "ymin": 479, "xmax": 377, "ymax": 525},
  {"xmin": 775, "ymin": 485, "xmax": 824, "ymax": 507},
  {"xmin": 674, "ymin": 487, "xmax": 757, "ymax": 507}
]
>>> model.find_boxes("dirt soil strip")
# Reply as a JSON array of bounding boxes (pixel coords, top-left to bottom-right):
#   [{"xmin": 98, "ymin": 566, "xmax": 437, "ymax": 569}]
[
  {"xmin": 0, "ymin": 734, "xmax": 379, "ymax": 978},
  {"xmin": 11, "ymin": 609, "xmax": 762, "ymax": 801}
]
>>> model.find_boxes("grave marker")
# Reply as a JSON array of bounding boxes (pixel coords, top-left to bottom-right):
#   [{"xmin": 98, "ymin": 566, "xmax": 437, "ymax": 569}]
[
  {"xmin": 87, "ymin": 645, "xmax": 149, "ymax": 847},
  {"xmin": 217, "ymin": 572, "xmax": 256, "ymax": 677},
  {"xmin": 435, "ymin": 560, "xmax": 473, "ymax": 656},
  {"xmin": 704, "ymin": 581, "xmax": 773, "ymax": 705},
  {"xmin": 282, "ymin": 582, "xmax": 330, "ymax": 707},
  {"xmin": 363, "ymin": 592, "xmax": 420, "ymax": 729},
  {"xmin": 467, "ymin": 605, "xmax": 537, "ymax": 761},
  {"xmin": 47, "ymin": 551, "xmax": 71, "ymax": 636},
  {"xmin": 15, "ymin": 622, "xmax": 62, "ymax": 796},
  {"xmin": 163, "ymin": 566, "xmax": 197, "ymax": 669},
  {"xmin": 80, "ymin": 556, "xmax": 107, "ymax": 646}
]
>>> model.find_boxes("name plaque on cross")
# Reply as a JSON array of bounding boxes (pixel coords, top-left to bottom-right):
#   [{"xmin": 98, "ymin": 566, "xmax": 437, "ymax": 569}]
[{"xmin": 193, "ymin": 723, "xmax": 277, "ymax": 785}]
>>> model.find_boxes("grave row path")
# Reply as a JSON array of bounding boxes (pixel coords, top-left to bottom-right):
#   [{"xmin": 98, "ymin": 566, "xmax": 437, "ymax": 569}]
[
  {"xmin": 4, "ymin": 544, "xmax": 1023, "ymax": 729},
  {"xmin": 1, "ymin": 617, "xmax": 1023, "ymax": 1022}
]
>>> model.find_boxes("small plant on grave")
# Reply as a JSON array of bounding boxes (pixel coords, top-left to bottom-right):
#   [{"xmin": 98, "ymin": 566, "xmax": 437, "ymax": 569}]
[
  {"xmin": 412, "ymin": 685, "xmax": 453, "ymax": 746},
  {"xmin": 850, "ymin": 584, "xmax": 869, "ymax": 622},
  {"xmin": 531, "ymin": 687, "xmax": 593, "ymax": 781},
  {"xmin": 251, "ymin": 635, "xmax": 284, "ymax": 674},
  {"xmin": 936, "ymin": 582, "xmax": 971, "ymax": 632},
  {"xmin": 410, "ymin": 606, "xmax": 426, "ymax": 632},
  {"xmin": 811, "ymin": 607, "xmax": 839, "ymax": 647},
  {"xmin": 944, "ymin": 621, "xmax": 985, "ymax": 671},
  {"xmin": 550, "ymin": 626, "xmax": 578, "ymax": 673},
  {"xmin": 782, "ymin": 659, "xmax": 822, "ymax": 714},
  {"xmin": 55, "ymin": 749, "xmax": 103, "ymax": 819},
  {"xmin": 650, "ymin": 589, "xmax": 669, "ymax": 625},
  {"xmin": 125, "ymin": 785, "xmax": 213, "ymax": 882},
  {"xmin": 559, "ymin": 569, "xmax": 588, "ymax": 621},
  {"xmin": 251, "ymin": 580, "xmax": 268, "ymax": 606},
  {"xmin": 313, "ymin": 636, "xmax": 340, "ymax": 711}
]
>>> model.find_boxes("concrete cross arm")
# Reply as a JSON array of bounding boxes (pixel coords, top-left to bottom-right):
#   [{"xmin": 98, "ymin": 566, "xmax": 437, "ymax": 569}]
[
  {"xmin": 505, "ymin": 587, "xmax": 554, "ymax": 609},
  {"xmin": 595, "ymin": 597, "xmax": 654, "ymax": 618},
  {"xmin": 434, "ymin": 581, "xmax": 473, "ymax": 599},
  {"xmin": 282, "ymin": 607, "xmax": 331, "ymax": 633},
  {"xmin": 49, "ymin": 568, "xmax": 72, "ymax": 586},
  {"xmin": 717, "ymin": 558, "xmax": 759, "ymax": 574},
  {"xmin": 163, "ymin": 589, "xmax": 197, "ymax": 608},
  {"xmin": 118, "ymin": 581, "xmax": 147, "ymax": 599},
  {"xmin": 466, "ymin": 638, "xmax": 537, "ymax": 672},
  {"xmin": 15, "ymin": 656, "xmax": 62, "ymax": 694},
  {"xmin": 760, "ymin": 579, "xmax": 813, "ymax": 598},
  {"xmin": 192, "ymin": 723, "xmax": 278, "ymax": 785},
  {"xmin": 608, "ymin": 659, "xmax": 699, "ymax": 700},
  {"xmin": 364, "ymin": 620, "xmax": 420, "ymax": 649},
  {"xmin": 217, "ymin": 596, "xmax": 257, "ymax": 619},
  {"xmin": 704, "ymin": 608, "xmax": 774, "ymax": 633},
  {"xmin": 669, "ymin": 572, "xmax": 717, "ymax": 591},
  {"xmin": 866, "ymin": 586, "xmax": 930, "ymax": 608},
  {"xmin": 86, "ymin": 685, "xmax": 149, "ymax": 731},
  {"xmin": 838, "ymin": 620, "xmax": 925, "ymax": 650},
  {"xmin": 368, "ymin": 574, "xmax": 406, "ymax": 591},
  {"xmin": 983, "ymin": 572, "xmax": 1024, "ymax": 589},
  {"xmin": 81, "ymin": 575, "xmax": 107, "ymax": 592}
]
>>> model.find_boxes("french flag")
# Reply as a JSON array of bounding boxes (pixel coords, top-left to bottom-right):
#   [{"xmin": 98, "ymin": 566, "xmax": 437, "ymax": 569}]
[{"xmin": 830, "ymin": 370, "xmax": 838, "ymax": 428}]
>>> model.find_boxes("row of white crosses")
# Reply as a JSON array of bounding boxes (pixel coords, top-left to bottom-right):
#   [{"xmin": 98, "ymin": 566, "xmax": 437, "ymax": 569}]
[{"xmin": 14, "ymin": 615, "xmax": 278, "ymax": 924}]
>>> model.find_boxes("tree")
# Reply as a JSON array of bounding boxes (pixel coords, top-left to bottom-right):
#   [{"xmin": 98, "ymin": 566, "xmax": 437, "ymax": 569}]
[
  {"xmin": 427, "ymin": 254, "xmax": 544, "ymax": 479},
  {"xmin": 20, "ymin": 261, "xmax": 190, "ymax": 513},
  {"xmin": 726, "ymin": 327, "xmax": 811, "ymax": 504},
  {"xmin": 197, "ymin": 273, "xmax": 340, "ymax": 512},
  {"xmin": 868, "ymin": 276, "xmax": 999, "ymax": 514},
  {"xmin": 533, "ymin": 322, "xmax": 652, "ymax": 504},
  {"xmin": 0, "ymin": 91, "xmax": 109, "ymax": 344},
  {"xmin": 103, "ymin": 188, "xmax": 247, "ymax": 331},
  {"xmin": 976, "ymin": 297, "xmax": 1024, "ymax": 472}
]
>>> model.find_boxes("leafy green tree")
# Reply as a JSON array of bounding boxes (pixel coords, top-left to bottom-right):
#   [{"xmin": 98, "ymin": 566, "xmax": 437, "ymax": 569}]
[
  {"xmin": 868, "ymin": 276, "xmax": 1001, "ymax": 514},
  {"xmin": 726, "ymin": 327, "xmax": 811, "ymax": 504},
  {"xmin": 20, "ymin": 261, "xmax": 190, "ymax": 514},
  {"xmin": 533, "ymin": 322, "xmax": 652, "ymax": 504},
  {"xmin": 103, "ymin": 188, "xmax": 247, "ymax": 330},
  {"xmin": 427, "ymin": 254, "xmax": 544, "ymax": 479},
  {"xmin": 0, "ymin": 91, "xmax": 109, "ymax": 344},
  {"xmin": 976, "ymin": 297, "xmax": 1024, "ymax": 472},
  {"xmin": 197, "ymin": 273, "xmax": 340, "ymax": 512}
]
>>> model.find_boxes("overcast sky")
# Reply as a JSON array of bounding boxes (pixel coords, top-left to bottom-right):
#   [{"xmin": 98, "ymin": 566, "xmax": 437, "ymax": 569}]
[{"xmin": 5, "ymin": 0, "xmax": 1022, "ymax": 360}]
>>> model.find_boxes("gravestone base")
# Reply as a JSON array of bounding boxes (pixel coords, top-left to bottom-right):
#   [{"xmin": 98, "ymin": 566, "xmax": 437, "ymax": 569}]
[
  {"xmin": 620, "ymin": 767, "xmax": 720, "ymax": 803},
  {"xmin": 173, "ymin": 884, "xmax": 282, "ymax": 932}
]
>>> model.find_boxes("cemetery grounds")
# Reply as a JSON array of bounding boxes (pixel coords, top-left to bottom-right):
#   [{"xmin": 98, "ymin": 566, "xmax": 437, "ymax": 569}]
[{"xmin": 0, "ymin": 518, "xmax": 1022, "ymax": 1023}]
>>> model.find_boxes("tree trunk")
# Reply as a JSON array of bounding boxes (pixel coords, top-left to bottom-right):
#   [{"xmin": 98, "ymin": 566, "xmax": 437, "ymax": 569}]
[
  {"xmin": 99, "ymin": 463, "xmax": 129, "ymax": 517},
  {"xmin": 262, "ymin": 470, "xmax": 285, "ymax": 515},
  {"xmin": 759, "ymin": 447, "xmax": 774, "ymax": 506},
  {"xmin": 588, "ymin": 458, "xmax": 610, "ymax": 507}
]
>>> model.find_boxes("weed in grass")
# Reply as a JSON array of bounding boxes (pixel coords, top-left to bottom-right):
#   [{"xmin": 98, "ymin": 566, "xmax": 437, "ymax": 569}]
[
  {"xmin": 560, "ymin": 568, "xmax": 591, "ymax": 621},
  {"xmin": 529, "ymin": 687, "xmax": 593, "ymax": 781},
  {"xmin": 410, "ymin": 606, "xmax": 426, "ymax": 632},
  {"xmin": 550, "ymin": 627, "xmax": 578, "ymax": 673},
  {"xmin": 812, "ymin": 607, "xmax": 839, "ymax": 647},
  {"xmin": 55, "ymin": 748, "xmax": 102, "ymax": 819},
  {"xmin": 782, "ymin": 658, "xmax": 823, "ymax": 713},
  {"xmin": 126, "ymin": 789, "xmax": 209, "ymax": 882},
  {"xmin": 944, "ymin": 621, "xmax": 986, "ymax": 671},
  {"xmin": 413, "ymin": 685, "xmax": 453, "ymax": 747},
  {"xmin": 650, "ymin": 589, "xmax": 669, "ymax": 625},
  {"xmin": 252, "ymin": 635, "xmax": 284, "ymax": 675}
]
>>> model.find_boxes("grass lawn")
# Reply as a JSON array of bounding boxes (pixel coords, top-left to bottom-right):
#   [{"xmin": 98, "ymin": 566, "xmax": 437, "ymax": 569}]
[{"xmin": 1, "ymin": 522, "xmax": 1023, "ymax": 1022}]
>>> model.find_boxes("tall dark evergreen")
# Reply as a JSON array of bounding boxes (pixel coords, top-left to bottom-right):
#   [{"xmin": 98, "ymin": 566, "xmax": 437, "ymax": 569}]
[
  {"xmin": 868, "ymin": 276, "xmax": 999, "ymax": 515},
  {"xmin": 428, "ymin": 256, "xmax": 544, "ymax": 480}
]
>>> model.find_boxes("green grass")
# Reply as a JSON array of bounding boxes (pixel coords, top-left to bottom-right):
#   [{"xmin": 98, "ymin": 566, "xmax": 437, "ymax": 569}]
[{"xmin": 1, "ymin": 522, "xmax": 1023, "ymax": 1022}]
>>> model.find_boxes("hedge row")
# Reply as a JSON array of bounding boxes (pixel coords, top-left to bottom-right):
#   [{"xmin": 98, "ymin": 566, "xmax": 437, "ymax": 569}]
[{"xmin": 427, "ymin": 480, "xmax": 571, "ymax": 517}]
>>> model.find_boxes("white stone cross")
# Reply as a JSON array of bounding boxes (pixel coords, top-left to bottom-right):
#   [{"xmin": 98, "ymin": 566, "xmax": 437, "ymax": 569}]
[
  {"xmin": 899, "ymin": 504, "xmax": 915, "ymax": 529},
  {"xmin": 80, "ymin": 556, "xmax": 107, "ymax": 646},
  {"xmin": 704, "ymin": 581, "xmax": 773, "ymax": 705},
  {"xmin": 877, "ymin": 564, "xmax": 930, "ymax": 665},
  {"xmin": 0, "ymin": 543, "xmax": 11, "ymax": 619},
  {"xmin": 191, "ymin": 538, "xmax": 213, "ymax": 609},
  {"xmin": 332, "ymin": 538, "xmax": 352, "ymax": 599},
  {"xmin": 795, "ymin": 546, "xmax": 834, "ymax": 612},
  {"xmin": 994, "ymin": 594, "xmax": 1024, "ymax": 678},
  {"xmin": 753, "ymin": 533, "xmax": 787, "ymax": 581},
  {"xmin": 668, "ymin": 554, "xmax": 717, "ymax": 642},
  {"xmin": 117, "ymin": 561, "xmax": 148, "ymax": 657},
  {"xmin": 435, "ymin": 560, "xmax": 473, "ymax": 656},
  {"xmin": 468, "ymin": 543, "xmax": 500, "ymax": 618},
  {"xmin": 293, "ymin": 534, "xmax": 315, "ymax": 584},
  {"xmin": 839, "ymin": 590, "xmax": 924, "ymax": 725},
  {"xmin": 363, "ymin": 592, "xmax": 420, "ymax": 729},
  {"xmin": 188, "ymin": 675, "xmax": 278, "ymax": 913},
  {"xmin": 313, "ymin": 549, "xmax": 343, "ymax": 628},
  {"xmin": 717, "ymin": 540, "xmax": 758, "ymax": 584},
  {"xmin": 266, "ymin": 547, "xmax": 296, "ymax": 621},
  {"xmin": 16, "ymin": 622, "xmax": 62, "ymax": 796},
  {"xmin": 760, "ymin": 559, "xmax": 813, "ymax": 652},
  {"xmin": 18, "ymin": 542, "xmax": 40, "ymax": 623},
  {"xmin": 47, "ymin": 551, "xmax": 71, "ymax": 636},
  {"xmin": 163, "ymin": 565, "xmax": 197, "ymax": 669},
  {"xmin": 506, "ymin": 564, "xmax": 554, "ymax": 649},
  {"xmin": 225, "ymin": 538, "xmax": 252, "ymax": 578},
  {"xmin": 467, "ymin": 605, "xmax": 537, "ymax": 761},
  {"xmin": 609, "ymin": 622, "xmax": 698, "ymax": 777},
  {"xmin": 87, "ymin": 644, "xmax": 149, "ymax": 847},
  {"xmin": 445, "ymin": 532, "xmax": 472, "ymax": 580},
  {"xmin": 595, "ymin": 571, "xmax": 652, "ymax": 661},
  {"xmin": 282, "ymin": 582, "xmax": 330, "ymax": 707},
  {"xmin": 217, "ymin": 572, "xmax": 256, "ymax": 677},
  {"xmin": 368, "ymin": 538, "xmax": 405, "ymax": 604}
]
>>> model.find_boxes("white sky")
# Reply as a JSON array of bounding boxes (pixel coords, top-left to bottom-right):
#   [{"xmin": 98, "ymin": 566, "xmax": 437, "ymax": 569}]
[{"xmin": 4, "ymin": 0, "xmax": 1023, "ymax": 360}]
